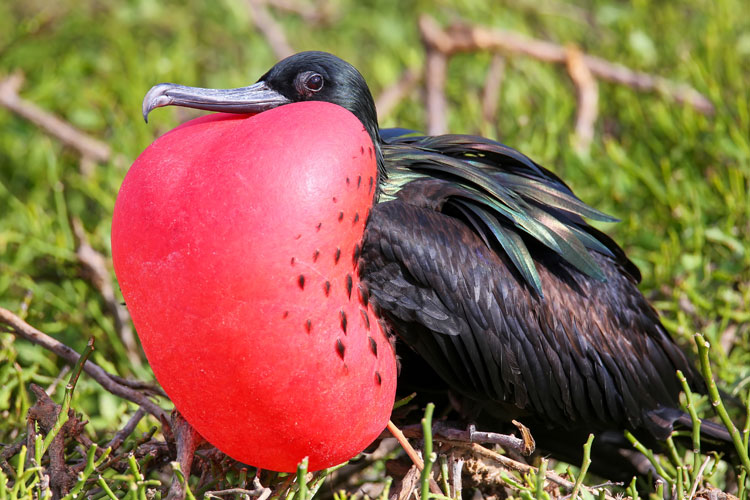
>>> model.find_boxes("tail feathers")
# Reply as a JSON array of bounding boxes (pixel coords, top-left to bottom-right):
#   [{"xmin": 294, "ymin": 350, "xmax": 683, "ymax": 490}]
[
  {"xmin": 674, "ymin": 412, "xmax": 734, "ymax": 445},
  {"xmin": 644, "ymin": 407, "xmax": 737, "ymax": 457},
  {"xmin": 647, "ymin": 406, "xmax": 736, "ymax": 453}
]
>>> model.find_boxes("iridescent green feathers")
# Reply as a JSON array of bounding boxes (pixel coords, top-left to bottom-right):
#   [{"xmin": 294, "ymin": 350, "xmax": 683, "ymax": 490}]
[{"xmin": 379, "ymin": 131, "xmax": 638, "ymax": 297}]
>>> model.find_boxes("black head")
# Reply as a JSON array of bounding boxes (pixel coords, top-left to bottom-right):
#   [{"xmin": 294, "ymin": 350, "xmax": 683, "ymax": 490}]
[
  {"xmin": 143, "ymin": 51, "xmax": 381, "ymax": 147},
  {"xmin": 258, "ymin": 52, "xmax": 380, "ymax": 143}
]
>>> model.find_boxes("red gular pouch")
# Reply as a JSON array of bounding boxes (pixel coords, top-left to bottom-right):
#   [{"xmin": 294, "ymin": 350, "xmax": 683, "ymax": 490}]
[{"xmin": 112, "ymin": 101, "xmax": 397, "ymax": 472}]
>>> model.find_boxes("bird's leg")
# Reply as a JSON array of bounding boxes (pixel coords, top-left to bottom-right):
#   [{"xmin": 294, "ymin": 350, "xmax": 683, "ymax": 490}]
[{"xmin": 166, "ymin": 411, "xmax": 206, "ymax": 500}]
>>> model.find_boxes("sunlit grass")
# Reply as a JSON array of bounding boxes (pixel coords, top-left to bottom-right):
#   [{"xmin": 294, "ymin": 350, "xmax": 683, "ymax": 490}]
[{"xmin": 1, "ymin": 0, "xmax": 749, "ymax": 497}]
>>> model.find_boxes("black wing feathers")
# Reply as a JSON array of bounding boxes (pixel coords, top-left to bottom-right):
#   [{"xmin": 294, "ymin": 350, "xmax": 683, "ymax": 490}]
[
  {"xmin": 362, "ymin": 199, "xmax": 696, "ymax": 433},
  {"xmin": 381, "ymin": 134, "xmax": 638, "ymax": 296},
  {"xmin": 364, "ymin": 131, "xmax": 701, "ymax": 437}
]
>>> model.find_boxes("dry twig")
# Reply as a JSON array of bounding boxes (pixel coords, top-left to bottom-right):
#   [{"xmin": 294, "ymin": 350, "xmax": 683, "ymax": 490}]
[
  {"xmin": 0, "ymin": 307, "xmax": 167, "ymax": 421},
  {"xmin": 105, "ymin": 407, "xmax": 148, "ymax": 452},
  {"xmin": 27, "ymin": 383, "xmax": 87, "ymax": 497},
  {"xmin": 390, "ymin": 464, "xmax": 421, "ymax": 500},
  {"xmin": 417, "ymin": 14, "xmax": 714, "ymax": 147},
  {"xmin": 246, "ymin": 0, "xmax": 295, "ymax": 60},
  {"xmin": 0, "ymin": 72, "xmax": 113, "ymax": 175},
  {"xmin": 418, "ymin": 15, "xmax": 713, "ymax": 115},
  {"xmin": 71, "ymin": 218, "xmax": 141, "ymax": 366},
  {"xmin": 45, "ymin": 365, "xmax": 71, "ymax": 396},
  {"xmin": 393, "ymin": 422, "xmax": 531, "ymax": 456},
  {"xmin": 166, "ymin": 413, "xmax": 206, "ymax": 500},
  {"xmin": 386, "ymin": 421, "xmax": 443, "ymax": 495},
  {"xmin": 565, "ymin": 45, "xmax": 598, "ymax": 153},
  {"xmin": 423, "ymin": 48, "xmax": 448, "ymax": 135},
  {"xmin": 481, "ymin": 54, "xmax": 506, "ymax": 127},
  {"xmin": 448, "ymin": 451, "xmax": 463, "ymax": 499},
  {"xmin": 260, "ymin": 0, "xmax": 334, "ymax": 24},
  {"xmin": 461, "ymin": 442, "xmax": 617, "ymax": 500},
  {"xmin": 375, "ymin": 67, "xmax": 422, "ymax": 120}
]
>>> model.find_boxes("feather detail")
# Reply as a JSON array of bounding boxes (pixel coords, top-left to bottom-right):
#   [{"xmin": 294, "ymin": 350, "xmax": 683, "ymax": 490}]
[{"xmin": 380, "ymin": 133, "xmax": 630, "ymax": 293}]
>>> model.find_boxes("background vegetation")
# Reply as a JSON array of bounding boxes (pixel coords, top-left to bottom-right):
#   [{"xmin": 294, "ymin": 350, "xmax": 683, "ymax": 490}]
[{"xmin": 1, "ymin": 0, "xmax": 749, "ymax": 498}]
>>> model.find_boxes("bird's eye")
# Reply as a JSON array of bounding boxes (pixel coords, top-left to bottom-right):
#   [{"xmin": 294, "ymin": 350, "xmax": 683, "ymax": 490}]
[
  {"xmin": 296, "ymin": 72, "xmax": 324, "ymax": 96},
  {"xmin": 304, "ymin": 73, "xmax": 324, "ymax": 92}
]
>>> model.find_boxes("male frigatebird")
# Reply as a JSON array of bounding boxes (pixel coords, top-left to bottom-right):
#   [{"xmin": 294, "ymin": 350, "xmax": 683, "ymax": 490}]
[{"xmin": 138, "ymin": 51, "xmax": 731, "ymax": 477}]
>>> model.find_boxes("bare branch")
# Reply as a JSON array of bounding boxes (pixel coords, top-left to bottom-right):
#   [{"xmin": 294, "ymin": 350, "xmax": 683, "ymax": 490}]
[
  {"xmin": 0, "ymin": 307, "xmax": 167, "ymax": 421},
  {"xmin": 71, "ymin": 218, "xmax": 142, "ymax": 367},
  {"xmin": 260, "ymin": 0, "xmax": 335, "ymax": 25},
  {"xmin": 375, "ymin": 67, "xmax": 421, "ymax": 120},
  {"xmin": 461, "ymin": 442, "xmax": 618, "ymax": 500},
  {"xmin": 418, "ymin": 15, "xmax": 714, "ymax": 115},
  {"xmin": 387, "ymin": 421, "xmax": 424, "ymax": 469},
  {"xmin": 481, "ymin": 54, "xmax": 506, "ymax": 126},
  {"xmin": 105, "ymin": 408, "xmax": 147, "ymax": 452},
  {"xmin": 389, "ymin": 464, "xmax": 420, "ymax": 500},
  {"xmin": 390, "ymin": 422, "xmax": 531, "ymax": 456},
  {"xmin": 107, "ymin": 373, "xmax": 164, "ymax": 395},
  {"xmin": 448, "ymin": 451, "xmax": 463, "ymax": 499},
  {"xmin": 246, "ymin": 0, "xmax": 294, "ymax": 60},
  {"xmin": 0, "ymin": 72, "xmax": 113, "ymax": 167},
  {"xmin": 566, "ymin": 45, "xmax": 598, "ymax": 153},
  {"xmin": 424, "ymin": 48, "xmax": 447, "ymax": 135},
  {"xmin": 386, "ymin": 421, "xmax": 444, "ymax": 496},
  {"xmin": 205, "ymin": 477, "xmax": 272, "ymax": 499},
  {"xmin": 45, "ymin": 365, "xmax": 71, "ymax": 396}
]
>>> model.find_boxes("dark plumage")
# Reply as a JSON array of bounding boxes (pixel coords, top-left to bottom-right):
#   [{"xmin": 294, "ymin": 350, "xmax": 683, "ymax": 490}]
[{"xmin": 142, "ymin": 51, "xmax": 732, "ymax": 478}]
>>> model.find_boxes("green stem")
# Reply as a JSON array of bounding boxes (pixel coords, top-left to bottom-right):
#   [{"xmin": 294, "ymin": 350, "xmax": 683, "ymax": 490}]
[
  {"xmin": 624, "ymin": 430, "xmax": 671, "ymax": 482},
  {"xmin": 570, "ymin": 434, "xmax": 594, "ymax": 500},
  {"xmin": 695, "ymin": 333, "xmax": 750, "ymax": 474},
  {"xmin": 420, "ymin": 403, "xmax": 435, "ymax": 500},
  {"xmin": 380, "ymin": 477, "xmax": 393, "ymax": 500},
  {"xmin": 97, "ymin": 476, "xmax": 119, "ymax": 500},
  {"xmin": 675, "ymin": 467, "xmax": 684, "ymax": 500},
  {"xmin": 626, "ymin": 477, "xmax": 639, "ymax": 500},
  {"xmin": 677, "ymin": 369, "xmax": 702, "ymax": 481},
  {"xmin": 535, "ymin": 458, "xmax": 547, "ymax": 500},
  {"xmin": 41, "ymin": 338, "xmax": 95, "ymax": 456},
  {"xmin": 439, "ymin": 455, "xmax": 450, "ymax": 498},
  {"xmin": 296, "ymin": 457, "xmax": 309, "ymax": 500}
]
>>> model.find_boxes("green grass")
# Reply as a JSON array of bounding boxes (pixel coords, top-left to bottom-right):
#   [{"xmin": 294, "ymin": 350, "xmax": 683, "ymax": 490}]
[{"xmin": 1, "ymin": 0, "xmax": 749, "ymax": 498}]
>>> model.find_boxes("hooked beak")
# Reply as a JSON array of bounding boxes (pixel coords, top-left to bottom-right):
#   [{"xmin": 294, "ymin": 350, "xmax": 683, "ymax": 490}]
[{"xmin": 142, "ymin": 81, "xmax": 292, "ymax": 122}]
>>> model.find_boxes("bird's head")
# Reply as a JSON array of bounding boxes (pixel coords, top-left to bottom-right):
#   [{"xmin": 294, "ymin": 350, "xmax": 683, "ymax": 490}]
[{"xmin": 143, "ymin": 51, "xmax": 381, "ymax": 150}]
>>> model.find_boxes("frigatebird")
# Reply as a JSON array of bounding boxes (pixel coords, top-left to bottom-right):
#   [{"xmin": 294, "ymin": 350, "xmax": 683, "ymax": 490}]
[{"xmin": 142, "ymin": 51, "xmax": 731, "ymax": 477}]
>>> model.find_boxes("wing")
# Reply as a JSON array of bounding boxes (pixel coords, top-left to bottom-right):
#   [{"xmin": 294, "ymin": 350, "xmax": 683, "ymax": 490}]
[
  {"xmin": 360, "ymin": 184, "xmax": 698, "ymax": 437},
  {"xmin": 379, "ymin": 134, "xmax": 642, "ymax": 296}
]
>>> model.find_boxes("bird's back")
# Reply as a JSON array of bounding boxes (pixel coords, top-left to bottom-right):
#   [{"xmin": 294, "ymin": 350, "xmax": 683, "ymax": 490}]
[{"xmin": 360, "ymin": 131, "xmax": 706, "ymax": 443}]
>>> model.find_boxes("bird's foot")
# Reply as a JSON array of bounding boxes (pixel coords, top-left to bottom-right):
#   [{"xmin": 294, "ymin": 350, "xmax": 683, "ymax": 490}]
[{"xmin": 165, "ymin": 411, "xmax": 206, "ymax": 500}]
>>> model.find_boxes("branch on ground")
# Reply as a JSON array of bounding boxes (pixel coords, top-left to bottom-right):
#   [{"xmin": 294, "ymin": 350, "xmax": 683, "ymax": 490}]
[
  {"xmin": 458, "ymin": 442, "xmax": 619, "ymax": 500},
  {"xmin": 417, "ymin": 14, "xmax": 714, "ymax": 144},
  {"xmin": 0, "ymin": 71, "xmax": 117, "ymax": 176},
  {"xmin": 71, "ymin": 217, "xmax": 142, "ymax": 367},
  {"xmin": 0, "ymin": 307, "xmax": 167, "ymax": 421}
]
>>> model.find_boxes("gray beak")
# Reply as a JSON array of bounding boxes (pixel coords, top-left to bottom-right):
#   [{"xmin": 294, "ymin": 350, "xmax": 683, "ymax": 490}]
[{"xmin": 142, "ymin": 81, "xmax": 292, "ymax": 122}]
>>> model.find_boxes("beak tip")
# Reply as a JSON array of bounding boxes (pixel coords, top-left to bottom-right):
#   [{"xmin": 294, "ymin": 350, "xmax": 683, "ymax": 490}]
[{"xmin": 142, "ymin": 83, "xmax": 175, "ymax": 124}]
